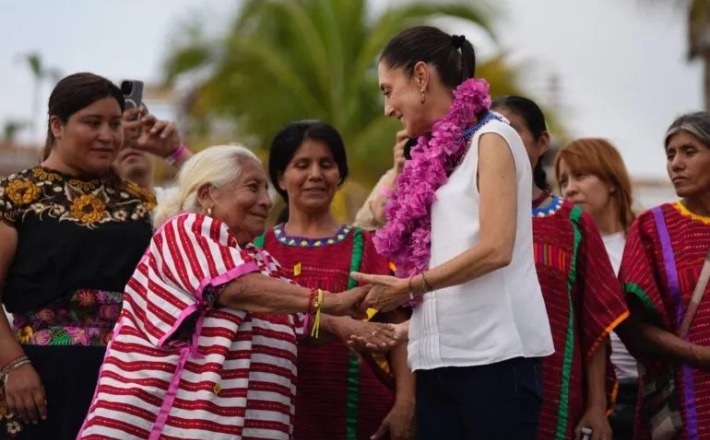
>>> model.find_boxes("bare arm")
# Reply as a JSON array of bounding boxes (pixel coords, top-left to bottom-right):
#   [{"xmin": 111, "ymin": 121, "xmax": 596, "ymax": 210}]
[
  {"xmin": 419, "ymin": 133, "xmax": 517, "ymax": 292},
  {"xmin": 388, "ymin": 310, "xmax": 415, "ymax": 403},
  {"xmin": 0, "ymin": 220, "xmax": 47, "ymax": 423},
  {"xmin": 217, "ymin": 272, "xmax": 368, "ymax": 317},
  {"xmin": 574, "ymin": 342, "xmax": 613, "ymax": 440},
  {"xmin": 585, "ymin": 342, "xmax": 608, "ymax": 411},
  {"xmin": 0, "ymin": 221, "xmax": 23, "ymax": 365}
]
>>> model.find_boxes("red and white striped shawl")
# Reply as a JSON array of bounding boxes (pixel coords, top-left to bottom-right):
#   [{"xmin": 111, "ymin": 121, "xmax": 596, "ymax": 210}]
[{"xmin": 79, "ymin": 213, "xmax": 307, "ymax": 440}]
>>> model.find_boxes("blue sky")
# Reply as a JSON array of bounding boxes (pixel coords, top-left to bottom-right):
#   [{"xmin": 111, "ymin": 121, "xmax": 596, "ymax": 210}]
[{"xmin": 0, "ymin": 0, "xmax": 701, "ymax": 179}]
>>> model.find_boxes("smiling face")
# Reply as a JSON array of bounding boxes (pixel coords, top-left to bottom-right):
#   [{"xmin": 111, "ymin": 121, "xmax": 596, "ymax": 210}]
[
  {"xmin": 278, "ymin": 138, "xmax": 341, "ymax": 215},
  {"xmin": 378, "ymin": 61, "xmax": 433, "ymax": 138},
  {"xmin": 48, "ymin": 96, "xmax": 123, "ymax": 175},
  {"xmin": 208, "ymin": 158, "xmax": 273, "ymax": 245},
  {"xmin": 666, "ymin": 130, "xmax": 710, "ymax": 198}
]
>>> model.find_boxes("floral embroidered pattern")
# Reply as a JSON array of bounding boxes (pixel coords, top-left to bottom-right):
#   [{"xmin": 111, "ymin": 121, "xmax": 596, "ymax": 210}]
[
  {"xmin": 5, "ymin": 178, "xmax": 41, "ymax": 206},
  {"xmin": 0, "ymin": 406, "xmax": 22, "ymax": 439},
  {"xmin": 0, "ymin": 167, "xmax": 156, "ymax": 227},
  {"xmin": 11, "ymin": 289, "xmax": 123, "ymax": 347},
  {"xmin": 70, "ymin": 194, "xmax": 106, "ymax": 224}
]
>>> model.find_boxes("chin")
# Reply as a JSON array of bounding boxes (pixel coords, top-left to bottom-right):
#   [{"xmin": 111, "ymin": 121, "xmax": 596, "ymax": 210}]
[
  {"xmin": 673, "ymin": 185, "xmax": 693, "ymax": 198},
  {"xmin": 87, "ymin": 159, "xmax": 115, "ymax": 175}
]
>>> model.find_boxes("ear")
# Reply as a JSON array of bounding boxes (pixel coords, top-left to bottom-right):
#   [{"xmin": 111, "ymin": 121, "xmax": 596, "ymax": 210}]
[
  {"xmin": 412, "ymin": 61, "xmax": 430, "ymax": 91},
  {"xmin": 49, "ymin": 115, "xmax": 64, "ymax": 140},
  {"xmin": 537, "ymin": 131, "xmax": 551, "ymax": 157},
  {"xmin": 277, "ymin": 171, "xmax": 286, "ymax": 191},
  {"xmin": 196, "ymin": 183, "xmax": 214, "ymax": 211}
]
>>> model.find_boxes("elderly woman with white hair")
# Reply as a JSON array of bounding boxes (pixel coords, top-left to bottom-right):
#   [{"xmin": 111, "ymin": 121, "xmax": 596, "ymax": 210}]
[{"xmin": 78, "ymin": 145, "xmax": 370, "ymax": 440}]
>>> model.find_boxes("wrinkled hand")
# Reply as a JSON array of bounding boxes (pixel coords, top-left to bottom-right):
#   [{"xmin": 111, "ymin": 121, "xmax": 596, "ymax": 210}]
[
  {"xmin": 3, "ymin": 363, "xmax": 47, "ymax": 424},
  {"xmin": 350, "ymin": 272, "xmax": 408, "ymax": 313},
  {"xmin": 134, "ymin": 114, "xmax": 182, "ymax": 158},
  {"xmin": 331, "ymin": 319, "xmax": 397, "ymax": 353},
  {"xmin": 322, "ymin": 285, "xmax": 370, "ymax": 318},
  {"xmin": 575, "ymin": 406, "xmax": 612, "ymax": 440},
  {"xmin": 348, "ymin": 321, "xmax": 408, "ymax": 352},
  {"xmin": 371, "ymin": 399, "xmax": 415, "ymax": 440}
]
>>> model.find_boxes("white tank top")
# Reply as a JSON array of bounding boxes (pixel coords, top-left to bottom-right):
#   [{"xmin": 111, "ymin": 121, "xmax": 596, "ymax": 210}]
[{"xmin": 408, "ymin": 118, "xmax": 554, "ymax": 371}]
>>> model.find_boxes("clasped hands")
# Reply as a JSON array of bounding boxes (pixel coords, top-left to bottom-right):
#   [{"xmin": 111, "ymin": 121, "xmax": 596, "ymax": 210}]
[{"xmin": 339, "ymin": 272, "xmax": 411, "ymax": 353}]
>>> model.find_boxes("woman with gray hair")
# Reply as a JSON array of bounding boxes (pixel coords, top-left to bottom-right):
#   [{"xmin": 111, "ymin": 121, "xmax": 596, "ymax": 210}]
[
  {"xmin": 78, "ymin": 144, "xmax": 370, "ymax": 440},
  {"xmin": 616, "ymin": 111, "xmax": 710, "ymax": 440}
]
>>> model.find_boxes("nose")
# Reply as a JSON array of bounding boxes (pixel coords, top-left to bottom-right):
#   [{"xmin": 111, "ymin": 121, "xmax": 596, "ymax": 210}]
[
  {"xmin": 260, "ymin": 190, "xmax": 274, "ymax": 210},
  {"xmin": 563, "ymin": 179, "xmax": 578, "ymax": 198},
  {"xmin": 669, "ymin": 153, "xmax": 685, "ymax": 172},
  {"xmin": 98, "ymin": 123, "xmax": 114, "ymax": 142},
  {"xmin": 307, "ymin": 163, "xmax": 323, "ymax": 180},
  {"xmin": 385, "ymin": 101, "xmax": 395, "ymax": 118}
]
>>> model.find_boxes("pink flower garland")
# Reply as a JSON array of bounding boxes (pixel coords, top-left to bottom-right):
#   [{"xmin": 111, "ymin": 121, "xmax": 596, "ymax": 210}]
[{"xmin": 374, "ymin": 78, "xmax": 492, "ymax": 278}]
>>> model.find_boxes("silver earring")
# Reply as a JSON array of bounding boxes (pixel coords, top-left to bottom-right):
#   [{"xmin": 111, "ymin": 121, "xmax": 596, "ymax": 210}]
[{"xmin": 207, "ymin": 207, "xmax": 213, "ymax": 216}]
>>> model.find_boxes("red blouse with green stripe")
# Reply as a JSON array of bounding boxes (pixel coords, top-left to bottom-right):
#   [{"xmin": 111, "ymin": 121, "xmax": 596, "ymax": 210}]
[
  {"xmin": 533, "ymin": 196, "xmax": 630, "ymax": 440},
  {"xmin": 619, "ymin": 202, "xmax": 710, "ymax": 440},
  {"xmin": 260, "ymin": 224, "xmax": 394, "ymax": 440}
]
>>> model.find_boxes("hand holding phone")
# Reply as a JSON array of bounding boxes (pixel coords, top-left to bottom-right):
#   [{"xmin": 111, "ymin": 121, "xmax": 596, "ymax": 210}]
[{"xmin": 120, "ymin": 80, "xmax": 144, "ymax": 111}]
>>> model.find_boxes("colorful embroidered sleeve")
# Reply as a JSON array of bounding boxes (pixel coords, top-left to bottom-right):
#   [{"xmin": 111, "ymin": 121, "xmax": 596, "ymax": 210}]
[
  {"xmin": 618, "ymin": 210, "xmax": 670, "ymax": 329},
  {"xmin": 575, "ymin": 208, "xmax": 630, "ymax": 359},
  {"xmin": 127, "ymin": 213, "xmax": 260, "ymax": 348}
]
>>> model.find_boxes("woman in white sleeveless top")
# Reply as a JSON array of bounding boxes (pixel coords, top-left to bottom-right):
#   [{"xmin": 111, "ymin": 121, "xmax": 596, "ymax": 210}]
[{"xmin": 352, "ymin": 26, "xmax": 553, "ymax": 440}]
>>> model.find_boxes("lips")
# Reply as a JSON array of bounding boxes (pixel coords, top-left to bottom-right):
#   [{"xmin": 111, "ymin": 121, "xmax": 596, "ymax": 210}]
[{"xmin": 92, "ymin": 148, "xmax": 115, "ymax": 155}]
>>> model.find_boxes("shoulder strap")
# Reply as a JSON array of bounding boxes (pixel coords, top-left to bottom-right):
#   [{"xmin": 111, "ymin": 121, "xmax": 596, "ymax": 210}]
[
  {"xmin": 679, "ymin": 247, "xmax": 710, "ymax": 338},
  {"xmin": 347, "ymin": 227, "xmax": 364, "ymax": 289},
  {"xmin": 652, "ymin": 206, "xmax": 684, "ymax": 333}
]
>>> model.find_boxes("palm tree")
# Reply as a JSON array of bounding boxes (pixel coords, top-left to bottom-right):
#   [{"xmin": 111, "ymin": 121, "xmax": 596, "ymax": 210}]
[
  {"xmin": 2, "ymin": 120, "xmax": 29, "ymax": 145},
  {"xmin": 166, "ymin": 2, "xmax": 528, "ymax": 164},
  {"xmin": 19, "ymin": 52, "xmax": 62, "ymax": 141},
  {"xmin": 163, "ymin": 0, "xmax": 535, "ymax": 219}
]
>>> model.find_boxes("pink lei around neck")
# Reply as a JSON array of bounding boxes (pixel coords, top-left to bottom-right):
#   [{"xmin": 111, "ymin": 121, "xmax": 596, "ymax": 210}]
[{"xmin": 373, "ymin": 78, "xmax": 493, "ymax": 279}]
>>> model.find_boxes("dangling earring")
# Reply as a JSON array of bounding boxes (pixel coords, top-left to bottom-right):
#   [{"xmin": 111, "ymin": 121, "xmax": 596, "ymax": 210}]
[
  {"xmin": 420, "ymin": 90, "xmax": 426, "ymax": 104},
  {"xmin": 206, "ymin": 207, "xmax": 213, "ymax": 216}
]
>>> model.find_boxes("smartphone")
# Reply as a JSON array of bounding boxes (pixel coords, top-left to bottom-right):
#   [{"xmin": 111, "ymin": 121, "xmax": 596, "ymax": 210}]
[
  {"xmin": 120, "ymin": 79, "xmax": 144, "ymax": 111},
  {"xmin": 404, "ymin": 138, "xmax": 418, "ymax": 160}
]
